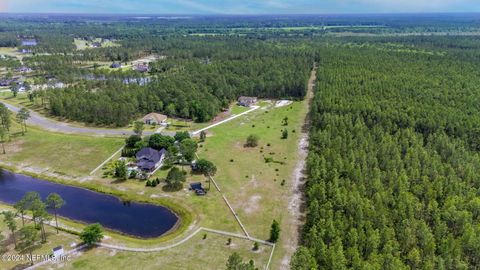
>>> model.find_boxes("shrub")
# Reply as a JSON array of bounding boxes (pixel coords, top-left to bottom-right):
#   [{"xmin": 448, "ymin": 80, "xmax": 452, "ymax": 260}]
[{"xmin": 246, "ymin": 134, "xmax": 259, "ymax": 147}]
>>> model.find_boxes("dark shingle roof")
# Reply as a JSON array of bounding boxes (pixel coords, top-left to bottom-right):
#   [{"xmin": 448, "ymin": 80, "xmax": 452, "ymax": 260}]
[{"xmin": 136, "ymin": 147, "xmax": 167, "ymax": 171}]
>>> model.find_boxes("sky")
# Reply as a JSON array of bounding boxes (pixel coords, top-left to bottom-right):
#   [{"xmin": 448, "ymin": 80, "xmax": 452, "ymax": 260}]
[{"xmin": 0, "ymin": 0, "xmax": 479, "ymax": 14}]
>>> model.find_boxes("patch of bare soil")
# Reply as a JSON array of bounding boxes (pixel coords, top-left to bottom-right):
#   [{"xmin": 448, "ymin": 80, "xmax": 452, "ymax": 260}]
[
  {"xmin": 237, "ymin": 175, "xmax": 261, "ymax": 214},
  {"xmin": 243, "ymin": 195, "xmax": 262, "ymax": 214}
]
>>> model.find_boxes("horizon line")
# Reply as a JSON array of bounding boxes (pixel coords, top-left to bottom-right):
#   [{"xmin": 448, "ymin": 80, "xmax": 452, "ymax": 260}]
[{"xmin": 0, "ymin": 11, "xmax": 479, "ymax": 16}]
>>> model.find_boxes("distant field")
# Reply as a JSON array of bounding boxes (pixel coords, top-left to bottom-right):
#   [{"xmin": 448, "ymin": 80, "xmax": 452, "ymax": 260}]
[{"xmin": 74, "ymin": 38, "xmax": 121, "ymax": 50}]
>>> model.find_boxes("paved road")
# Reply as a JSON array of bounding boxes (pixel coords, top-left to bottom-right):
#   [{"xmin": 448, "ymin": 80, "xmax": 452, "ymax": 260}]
[
  {"xmin": 191, "ymin": 105, "xmax": 260, "ymax": 136},
  {"xmin": 2, "ymin": 102, "xmax": 137, "ymax": 136},
  {"xmin": 2, "ymin": 102, "xmax": 259, "ymax": 137}
]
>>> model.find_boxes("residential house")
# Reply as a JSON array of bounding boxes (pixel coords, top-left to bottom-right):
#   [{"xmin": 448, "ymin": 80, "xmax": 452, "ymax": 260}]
[
  {"xmin": 142, "ymin": 112, "xmax": 168, "ymax": 126},
  {"xmin": 21, "ymin": 39, "xmax": 38, "ymax": 46},
  {"xmin": 237, "ymin": 96, "xmax": 258, "ymax": 107},
  {"xmin": 136, "ymin": 147, "xmax": 167, "ymax": 172},
  {"xmin": 134, "ymin": 63, "xmax": 150, "ymax": 72},
  {"xmin": 110, "ymin": 63, "xmax": 121, "ymax": 68},
  {"xmin": 90, "ymin": 42, "xmax": 102, "ymax": 48},
  {"xmin": 19, "ymin": 49, "xmax": 32, "ymax": 54},
  {"xmin": 16, "ymin": 66, "xmax": 33, "ymax": 73}
]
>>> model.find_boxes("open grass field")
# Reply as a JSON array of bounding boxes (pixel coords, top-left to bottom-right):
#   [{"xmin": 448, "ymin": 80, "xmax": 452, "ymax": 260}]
[
  {"xmin": 0, "ymin": 92, "xmax": 308, "ymax": 269},
  {"xmin": 0, "ymin": 119, "xmax": 124, "ymax": 177},
  {"xmin": 0, "ymin": 47, "xmax": 26, "ymax": 60},
  {"xmin": 197, "ymin": 99, "xmax": 308, "ymax": 269},
  {"xmin": 0, "ymin": 204, "xmax": 81, "ymax": 269},
  {"xmin": 37, "ymin": 232, "xmax": 272, "ymax": 270},
  {"xmin": 74, "ymin": 38, "xmax": 121, "ymax": 50}
]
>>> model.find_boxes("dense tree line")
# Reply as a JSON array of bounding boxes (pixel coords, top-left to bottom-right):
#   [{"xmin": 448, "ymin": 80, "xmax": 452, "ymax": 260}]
[
  {"xmin": 294, "ymin": 44, "xmax": 480, "ymax": 269},
  {"xmin": 43, "ymin": 42, "xmax": 311, "ymax": 126}
]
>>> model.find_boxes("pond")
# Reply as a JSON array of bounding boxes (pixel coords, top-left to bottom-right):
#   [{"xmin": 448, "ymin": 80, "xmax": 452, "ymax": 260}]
[{"xmin": 0, "ymin": 170, "xmax": 178, "ymax": 238}]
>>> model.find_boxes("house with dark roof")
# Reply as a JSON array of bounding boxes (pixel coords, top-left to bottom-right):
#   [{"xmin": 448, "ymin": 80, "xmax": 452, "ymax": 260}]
[
  {"xmin": 190, "ymin": 182, "xmax": 206, "ymax": 196},
  {"xmin": 238, "ymin": 96, "xmax": 258, "ymax": 107},
  {"xmin": 16, "ymin": 66, "xmax": 32, "ymax": 73},
  {"xmin": 133, "ymin": 63, "xmax": 150, "ymax": 72},
  {"xmin": 136, "ymin": 147, "xmax": 167, "ymax": 172}
]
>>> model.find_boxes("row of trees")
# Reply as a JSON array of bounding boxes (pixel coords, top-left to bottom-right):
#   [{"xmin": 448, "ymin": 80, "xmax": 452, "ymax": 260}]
[
  {"xmin": 294, "ymin": 43, "xmax": 480, "ymax": 269},
  {"xmin": 1, "ymin": 192, "xmax": 64, "ymax": 264}
]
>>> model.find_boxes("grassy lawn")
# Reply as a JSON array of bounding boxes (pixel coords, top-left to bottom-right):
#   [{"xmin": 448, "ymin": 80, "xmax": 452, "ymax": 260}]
[
  {"xmin": 230, "ymin": 104, "xmax": 250, "ymax": 115},
  {"xmin": 0, "ymin": 204, "xmax": 81, "ymax": 269},
  {"xmin": 37, "ymin": 232, "xmax": 272, "ymax": 270},
  {"xmin": 165, "ymin": 118, "xmax": 208, "ymax": 132},
  {"xmin": 0, "ymin": 120, "xmax": 124, "ymax": 177},
  {"xmin": 197, "ymin": 100, "xmax": 308, "ymax": 268},
  {"xmin": 0, "ymin": 47, "xmax": 26, "ymax": 60},
  {"xmin": 92, "ymin": 164, "xmax": 242, "ymax": 241},
  {"xmin": 0, "ymin": 93, "xmax": 307, "ymax": 269}
]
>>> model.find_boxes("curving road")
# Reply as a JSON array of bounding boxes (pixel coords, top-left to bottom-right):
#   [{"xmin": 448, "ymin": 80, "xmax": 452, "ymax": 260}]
[
  {"xmin": 2, "ymin": 102, "xmax": 151, "ymax": 136},
  {"xmin": 3, "ymin": 101, "xmax": 261, "ymax": 137}
]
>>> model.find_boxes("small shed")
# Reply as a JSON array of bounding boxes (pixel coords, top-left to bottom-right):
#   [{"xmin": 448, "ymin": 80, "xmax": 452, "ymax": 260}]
[
  {"xmin": 190, "ymin": 182, "xmax": 206, "ymax": 196},
  {"xmin": 110, "ymin": 63, "xmax": 121, "ymax": 68},
  {"xmin": 52, "ymin": 246, "xmax": 64, "ymax": 258}
]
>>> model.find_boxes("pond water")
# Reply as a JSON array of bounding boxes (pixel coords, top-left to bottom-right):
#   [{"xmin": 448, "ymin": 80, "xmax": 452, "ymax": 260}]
[{"xmin": 0, "ymin": 170, "xmax": 178, "ymax": 238}]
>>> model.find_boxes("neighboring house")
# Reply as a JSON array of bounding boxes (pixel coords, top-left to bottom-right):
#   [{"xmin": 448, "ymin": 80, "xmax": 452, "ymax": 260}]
[
  {"xmin": 237, "ymin": 96, "xmax": 258, "ymax": 107},
  {"xmin": 123, "ymin": 77, "xmax": 151, "ymax": 86},
  {"xmin": 16, "ymin": 66, "xmax": 33, "ymax": 73},
  {"xmin": 110, "ymin": 63, "xmax": 121, "ymax": 68},
  {"xmin": 90, "ymin": 42, "xmax": 102, "ymax": 48},
  {"xmin": 0, "ymin": 78, "xmax": 16, "ymax": 87},
  {"xmin": 136, "ymin": 147, "xmax": 167, "ymax": 172},
  {"xmin": 134, "ymin": 63, "xmax": 150, "ymax": 72},
  {"xmin": 19, "ymin": 49, "xmax": 32, "ymax": 54},
  {"xmin": 142, "ymin": 112, "xmax": 168, "ymax": 125},
  {"xmin": 1, "ymin": 76, "xmax": 21, "ymax": 86},
  {"xmin": 53, "ymin": 82, "xmax": 65, "ymax": 89},
  {"xmin": 21, "ymin": 39, "xmax": 38, "ymax": 46}
]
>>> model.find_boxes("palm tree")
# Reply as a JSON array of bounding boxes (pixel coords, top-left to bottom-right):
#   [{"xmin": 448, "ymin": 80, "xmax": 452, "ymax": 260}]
[
  {"xmin": 16, "ymin": 108, "xmax": 31, "ymax": 135},
  {"xmin": 0, "ymin": 126, "xmax": 7, "ymax": 154},
  {"xmin": 46, "ymin": 193, "xmax": 65, "ymax": 233},
  {"xmin": 2, "ymin": 211, "xmax": 17, "ymax": 248}
]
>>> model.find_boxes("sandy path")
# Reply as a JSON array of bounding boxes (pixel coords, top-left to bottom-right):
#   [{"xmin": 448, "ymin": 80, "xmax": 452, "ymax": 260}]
[{"xmin": 279, "ymin": 63, "xmax": 317, "ymax": 269}]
